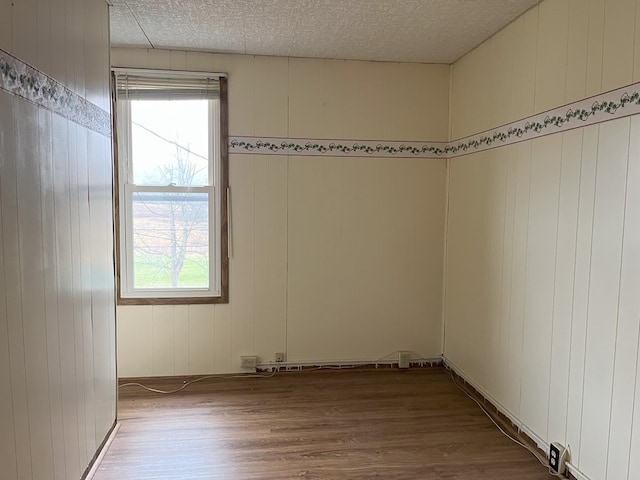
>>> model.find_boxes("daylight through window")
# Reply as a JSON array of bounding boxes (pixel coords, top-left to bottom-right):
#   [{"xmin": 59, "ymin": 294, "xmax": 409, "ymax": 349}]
[{"xmin": 113, "ymin": 69, "xmax": 228, "ymax": 303}]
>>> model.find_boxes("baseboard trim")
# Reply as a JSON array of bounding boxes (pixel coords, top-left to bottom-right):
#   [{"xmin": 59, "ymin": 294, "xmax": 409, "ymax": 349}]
[
  {"xmin": 82, "ymin": 422, "xmax": 120, "ymax": 480},
  {"xmin": 443, "ymin": 356, "xmax": 591, "ymax": 480},
  {"xmin": 118, "ymin": 357, "xmax": 444, "ymax": 385},
  {"xmin": 256, "ymin": 356, "xmax": 443, "ymax": 370}
]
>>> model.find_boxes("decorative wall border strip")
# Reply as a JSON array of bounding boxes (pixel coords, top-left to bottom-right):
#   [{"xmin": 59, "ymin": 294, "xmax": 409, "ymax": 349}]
[
  {"xmin": 449, "ymin": 81, "xmax": 640, "ymax": 157},
  {"xmin": 230, "ymin": 81, "xmax": 640, "ymax": 160},
  {"xmin": 0, "ymin": 48, "xmax": 111, "ymax": 137},
  {"xmin": 229, "ymin": 136, "xmax": 448, "ymax": 159}
]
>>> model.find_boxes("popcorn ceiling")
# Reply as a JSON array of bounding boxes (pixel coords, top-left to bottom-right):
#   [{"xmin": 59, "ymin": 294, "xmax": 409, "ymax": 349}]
[{"xmin": 109, "ymin": 0, "xmax": 540, "ymax": 64}]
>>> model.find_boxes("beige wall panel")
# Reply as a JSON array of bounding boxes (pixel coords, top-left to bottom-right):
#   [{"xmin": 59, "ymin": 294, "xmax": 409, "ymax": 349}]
[
  {"xmin": 601, "ymin": 0, "xmax": 636, "ymax": 91},
  {"xmin": 253, "ymin": 57, "xmax": 289, "ymax": 137},
  {"xmin": 497, "ymin": 145, "xmax": 518, "ymax": 403},
  {"xmin": 254, "ymin": 156, "xmax": 288, "ymax": 362},
  {"xmin": 185, "ymin": 50, "xmax": 215, "ymax": 71},
  {"xmin": 631, "ymin": 362, "xmax": 640, "ymax": 480},
  {"xmin": 534, "ymin": 0, "xmax": 569, "ymax": 113},
  {"xmin": 511, "ymin": 8, "xmax": 539, "ymax": 123},
  {"xmin": 0, "ymin": 93, "xmax": 18, "ymax": 480},
  {"xmin": 227, "ymin": 55, "xmax": 256, "ymax": 136},
  {"xmin": 1, "ymin": 96, "xmax": 32, "ymax": 480},
  {"xmin": 117, "ymin": 47, "xmax": 152, "ymax": 69},
  {"xmin": 288, "ymin": 58, "xmax": 336, "ymax": 139},
  {"xmin": 67, "ymin": 122, "xmax": 89, "ymax": 469},
  {"xmin": 546, "ymin": 129, "xmax": 582, "ymax": 445},
  {"xmin": 39, "ymin": 110, "xmax": 67, "ymax": 480},
  {"xmin": 83, "ymin": 0, "xmax": 103, "ymax": 109},
  {"xmin": 450, "ymin": 42, "xmax": 491, "ymax": 138},
  {"xmin": 565, "ymin": 0, "xmax": 589, "ymax": 102},
  {"xmin": 579, "ymin": 119, "xmax": 630, "ymax": 479},
  {"xmin": 606, "ymin": 115, "xmax": 640, "ymax": 480},
  {"xmin": 169, "ymin": 49, "xmax": 187, "ymax": 70},
  {"xmin": 88, "ymin": 132, "xmax": 115, "ymax": 446},
  {"xmin": 36, "ymin": 0, "xmax": 51, "ymax": 76},
  {"xmin": 504, "ymin": 142, "xmax": 532, "ymax": 416},
  {"xmin": 52, "ymin": 114, "xmax": 82, "ymax": 480},
  {"xmin": 146, "ymin": 48, "xmax": 171, "ymax": 69},
  {"xmin": 71, "ymin": 0, "xmax": 86, "ymax": 97},
  {"xmin": 11, "ymin": 0, "xmax": 36, "ymax": 65},
  {"xmin": 49, "ymin": 0, "xmax": 67, "ymax": 88},
  {"xmin": 4, "ymin": 4, "xmax": 115, "ymax": 476},
  {"xmin": 0, "ymin": 0, "xmax": 12, "ymax": 52},
  {"xmin": 490, "ymin": 25, "xmax": 515, "ymax": 128},
  {"xmin": 635, "ymin": 0, "xmax": 640, "ymax": 82},
  {"xmin": 626, "ymin": 116, "xmax": 640, "ymax": 480},
  {"xmin": 78, "ymin": 119, "xmax": 95, "ymax": 460},
  {"xmin": 289, "ymin": 157, "xmax": 444, "ymax": 361},
  {"xmin": 449, "ymin": 50, "xmax": 473, "ymax": 139},
  {"xmin": 117, "ymin": 306, "xmax": 153, "ymax": 377},
  {"xmin": 112, "ymin": 48, "xmax": 448, "ymax": 374},
  {"xmin": 188, "ymin": 305, "xmax": 215, "ymax": 374},
  {"xmin": 287, "ymin": 156, "xmax": 346, "ymax": 361},
  {"xmin": 585, "ymin": 0, "xmax": 606, "ymax": 96},
  {"xmin": 152, "ymin": 306, "xmax": 175, "ymax": 376},
  {"xmin": 289, "ymin": 58, "xmax": 448, "ymax": 141},
  {"xmin": 173, "ymin": 305, "xmax": 190, "ymax": 375},
  {"xmin": 16, "ymin": 100, "xmax": 56, "ymax": 479},
  {"xmin": 520, "ymin": 135, "xmax": 562, "ymax": 439},
  {"xmin": 444, "ymin": 152, "xmax": 493, "ymax": 380},
  {"xmin": 485, "ymin": 151, "xmax": 509, "ymax": 397},
  {"xmin": 229, "ymin": 155, "xmax": 256, "ymax": 370},
  {"xmin": 564, "ymin": 126, "xmax": 598, "ymax": 464},
  {"xmin": 213, "ymin": 304, "xmax": 232, "ymax": 374}
]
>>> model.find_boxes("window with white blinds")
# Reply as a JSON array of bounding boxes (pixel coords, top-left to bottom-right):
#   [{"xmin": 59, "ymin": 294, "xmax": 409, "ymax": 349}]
[{"xmin": 113, "ymin": 68, "xmax": 229, "ymax": 304}]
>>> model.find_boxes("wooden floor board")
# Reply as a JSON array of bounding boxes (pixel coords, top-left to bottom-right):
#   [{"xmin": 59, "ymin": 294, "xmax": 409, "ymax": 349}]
[{"xmin": 94, "ymin": 368, "xmax": 553, "ymax": 479}]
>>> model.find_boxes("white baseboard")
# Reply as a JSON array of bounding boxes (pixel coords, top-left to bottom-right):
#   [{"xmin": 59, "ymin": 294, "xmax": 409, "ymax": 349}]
[
  {"xmin": 442, "ymin": 356, "xmax": 592, "ymax": 480},
  {"xmin": 84, "ymin": 423, "xmax": 121, "ymax": 480},
  {"xmin": 257, "ymin": 356, "xmax": 443, "ymax": 370}
]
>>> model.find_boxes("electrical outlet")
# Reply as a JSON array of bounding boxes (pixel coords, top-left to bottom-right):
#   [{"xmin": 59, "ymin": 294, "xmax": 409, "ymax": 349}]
[
  {"xmin": 275, "ymin": 352, "xmax": 285, "ymax": 363},
  {"xmin": 549, "ymin": 442, "xmax": 566, "ymax": 475},
  {"xmin": 240, "ymin": 355, "xmax": 258, "ymax": 369},
  {"xmin": 398, "ymin": 351, "xmax": 411, "ymax": 369}
]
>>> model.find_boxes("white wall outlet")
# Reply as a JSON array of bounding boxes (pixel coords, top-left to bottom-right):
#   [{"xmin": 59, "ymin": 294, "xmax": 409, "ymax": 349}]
[
  {"xmin": 549, "ymin": 442, "xmax": 567, "ymax": 475},
  {"xmin": 275, "ymin": 352, "xmax": 285, "ymax": 362},
  {"xmin": 240, "ymin": 355, "xmax": 258, "ymax": 369},
  {"xmin": 398, "ymin": 351, "xmax": 411, "ymax": 369}
]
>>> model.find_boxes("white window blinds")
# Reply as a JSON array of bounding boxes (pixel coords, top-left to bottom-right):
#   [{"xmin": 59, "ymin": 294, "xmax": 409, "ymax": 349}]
[{"xmin": 114, "ymin": 69, "xmax": 223, "ymax": 100}]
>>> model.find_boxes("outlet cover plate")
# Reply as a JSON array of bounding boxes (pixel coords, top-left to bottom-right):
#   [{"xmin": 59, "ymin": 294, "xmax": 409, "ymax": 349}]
[
  {"xmin": 398, "ymin": 351, "xmax": 411, "ymax": 369},
  {"xmin": 549, "ymin": 442, "xmax": 566, "ymax": 474},
  {"xmin": 241, "ymin": 355, "xmax": 258, "ymax": 369}
]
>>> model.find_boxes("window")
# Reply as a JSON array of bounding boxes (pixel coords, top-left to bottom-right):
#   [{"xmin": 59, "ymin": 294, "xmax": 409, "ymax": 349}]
[{"xmin": 113, "ymin": 69, "xmax": 229, "ymax": 304}]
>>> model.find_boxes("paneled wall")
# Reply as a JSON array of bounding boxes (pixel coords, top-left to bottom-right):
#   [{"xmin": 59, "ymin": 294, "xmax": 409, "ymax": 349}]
[
  {"xmin": 444, "ymin": 1, "xmax": 640, "ymax": 479},
  {"xmin": 112, "ymin": 49, "xmax": 450, "ymax": 376},
  {"xmin": 0, "ymin": 1, "xmax": 116, "ymax": 480}
]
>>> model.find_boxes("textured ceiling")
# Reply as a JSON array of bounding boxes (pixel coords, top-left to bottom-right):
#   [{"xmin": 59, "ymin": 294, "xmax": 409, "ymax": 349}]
[{"xmin": 109, "ymin": 0, "xmax": 540, "ymax": 64}]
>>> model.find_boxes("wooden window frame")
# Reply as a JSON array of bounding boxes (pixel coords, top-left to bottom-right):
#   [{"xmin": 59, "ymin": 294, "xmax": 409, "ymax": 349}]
[{"xmin": 112, "ymin": 71, "xmax": 229, "ymax": 305}]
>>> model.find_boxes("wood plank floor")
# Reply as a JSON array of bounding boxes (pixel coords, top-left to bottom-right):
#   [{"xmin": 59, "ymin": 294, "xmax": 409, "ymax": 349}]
[{"xmin": 94, "ymin": 368, "xmax": 554, "ymax": 479}]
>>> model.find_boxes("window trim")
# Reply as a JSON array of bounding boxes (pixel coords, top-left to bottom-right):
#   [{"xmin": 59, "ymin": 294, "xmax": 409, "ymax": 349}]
[{"xmin": 112, "ymin": 70, "xmax": 229, "ymax": 305}]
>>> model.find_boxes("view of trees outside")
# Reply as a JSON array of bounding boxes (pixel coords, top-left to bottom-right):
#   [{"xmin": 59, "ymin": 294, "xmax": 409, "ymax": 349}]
[{"xmin": 130, "ymin": 99, "xmax": 211, "ymax": 289}]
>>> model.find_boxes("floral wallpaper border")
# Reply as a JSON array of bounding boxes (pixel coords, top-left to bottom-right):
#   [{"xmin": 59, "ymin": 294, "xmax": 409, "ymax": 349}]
[
  {"xmin": 0, "ymin": 48, "xmax": 111, "ymax": 137},
  {"xmin": 228, "ymin": 137, "xmax": 448, "ymax": 159},
  {"xmin": 229, "ymin": 81, "xmax": 640, "ymax": 159}
]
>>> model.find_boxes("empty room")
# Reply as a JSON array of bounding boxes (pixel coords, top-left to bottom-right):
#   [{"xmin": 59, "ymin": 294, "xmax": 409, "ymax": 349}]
[{"xmin": 1, "ymin": 0, "xmax": 640, "ymax": 479}]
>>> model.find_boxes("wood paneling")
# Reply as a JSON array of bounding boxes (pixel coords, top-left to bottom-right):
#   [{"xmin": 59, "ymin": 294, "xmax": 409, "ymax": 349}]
[
  {"xmin": 446, "ymin": 2, "xmax": 640, "ymax": 479},
  {"xmin": 95, "ymin": 369, "xmax": 553, "ymax": 480},
  {"xmin": 112, "ymin": 49, "xmax": 450, "ymax": 375},
  {"xmin": 1, "ymin": 3, "xmax": 116, "ymax": 479}
]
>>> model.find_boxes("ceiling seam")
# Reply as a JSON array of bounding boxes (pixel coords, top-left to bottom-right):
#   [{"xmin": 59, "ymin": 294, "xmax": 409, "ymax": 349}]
[{"xmin": 125, "ymin": 1, "xmax": 155, "ymax": 49}]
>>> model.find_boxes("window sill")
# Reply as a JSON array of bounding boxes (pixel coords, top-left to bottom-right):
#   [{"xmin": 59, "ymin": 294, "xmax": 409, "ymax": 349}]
[{"xmin": 117, "ymin": 295, "xmax": 228, "ymax": 306}]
